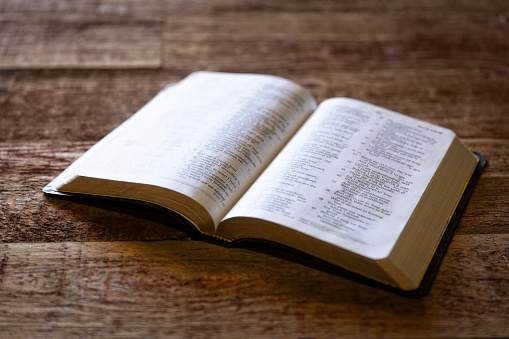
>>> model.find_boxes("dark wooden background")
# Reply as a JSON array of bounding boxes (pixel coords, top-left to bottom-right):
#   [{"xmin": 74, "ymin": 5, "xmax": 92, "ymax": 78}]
[{"xmin": 1, "ymin": 0, "xmax": 508, "ymax": 337}]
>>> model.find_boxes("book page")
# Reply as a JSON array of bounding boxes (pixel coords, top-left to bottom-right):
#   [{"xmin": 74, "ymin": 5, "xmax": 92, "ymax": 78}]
[
  {"xmin": 223, "ymin": 98, "xmax": 455, "ymax": 259},
  {"xmin": 55, "ymin": 72, "xmax": 316, "ymax": 227}
]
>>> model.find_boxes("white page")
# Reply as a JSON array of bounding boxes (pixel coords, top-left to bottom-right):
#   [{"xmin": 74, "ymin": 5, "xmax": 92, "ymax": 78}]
[
  {"xmin": 224, "ymin": 98, "xmax": 455, "ymax": 259},
  {"xmin": 51, "ymin": 72, "xmax": 317, "ymax": 227}
]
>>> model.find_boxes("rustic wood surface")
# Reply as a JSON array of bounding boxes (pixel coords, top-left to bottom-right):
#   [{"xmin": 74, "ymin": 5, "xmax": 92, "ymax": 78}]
[{"xmin": 0, "ymin": 0, "xmax": 508, "ymax": 337}]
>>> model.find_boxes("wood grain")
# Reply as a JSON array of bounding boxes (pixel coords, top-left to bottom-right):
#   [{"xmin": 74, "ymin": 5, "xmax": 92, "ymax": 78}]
[
  {"xmin": 0, "ymin": 17, "xmax": 161, "ymax": 69},
  {"xmin": 0, "ymin": 0, "xmax": 508, "ymax": 337},
  {"xmin": 0, "ymin": 236, "xmax": 507, "ymax": 338},
  {"xmin": 1, "ymin": 69, "xmax": 508, "ymax": 141},
  {"xmin": 1, "ymin": 0, "xmax": 507, "ymax": 14},
  {"xmin": 162, "ymin": 10, "xmax": 509, "ymax": 71}
]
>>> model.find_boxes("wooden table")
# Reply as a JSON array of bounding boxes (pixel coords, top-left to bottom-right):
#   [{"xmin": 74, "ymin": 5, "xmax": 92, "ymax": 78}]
[{"xmin": 1, "ymin": 1, "xmax": 508, "ymax": 337}]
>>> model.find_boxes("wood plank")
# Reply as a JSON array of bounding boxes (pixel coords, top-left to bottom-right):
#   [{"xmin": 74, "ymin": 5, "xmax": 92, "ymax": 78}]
[
  {"xmin": 1, "ymin": 0, "xmax": 507, "ymax": 14},
  {"xmin": 163, "ymin": 11, "xmax": 504, "ymax": 38},
  {"xmin": 163, "ymin": 10, "xmax": 509, "ymax": 72},
  {"xmin": 163, "ymin": 38, "xmax": 509, "ymax": 73},
  {"xmin": 0, "ymin": 235, "xmax": 507, "ymax": 337},
  {"xmin": 0, "ymin": 17, "xmax": 161, "ymax": 69},
  {"xmin": 0, "ymin": 70, "xmax": 177, "ymax": 142},
  {"xmin": 1, "ymin": 69, "xmax": 508, "ymax": 142}
]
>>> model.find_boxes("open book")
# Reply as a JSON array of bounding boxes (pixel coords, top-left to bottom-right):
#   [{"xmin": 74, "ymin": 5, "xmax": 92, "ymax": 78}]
[{"xmin": 44, "ymin": 72, "xmax": 484, "ymax": 294}]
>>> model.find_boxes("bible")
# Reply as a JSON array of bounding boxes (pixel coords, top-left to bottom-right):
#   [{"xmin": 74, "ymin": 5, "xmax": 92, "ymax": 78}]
[{"xmin": 43, "ymin": 72, "xmax": 484, "ymax": 295}]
